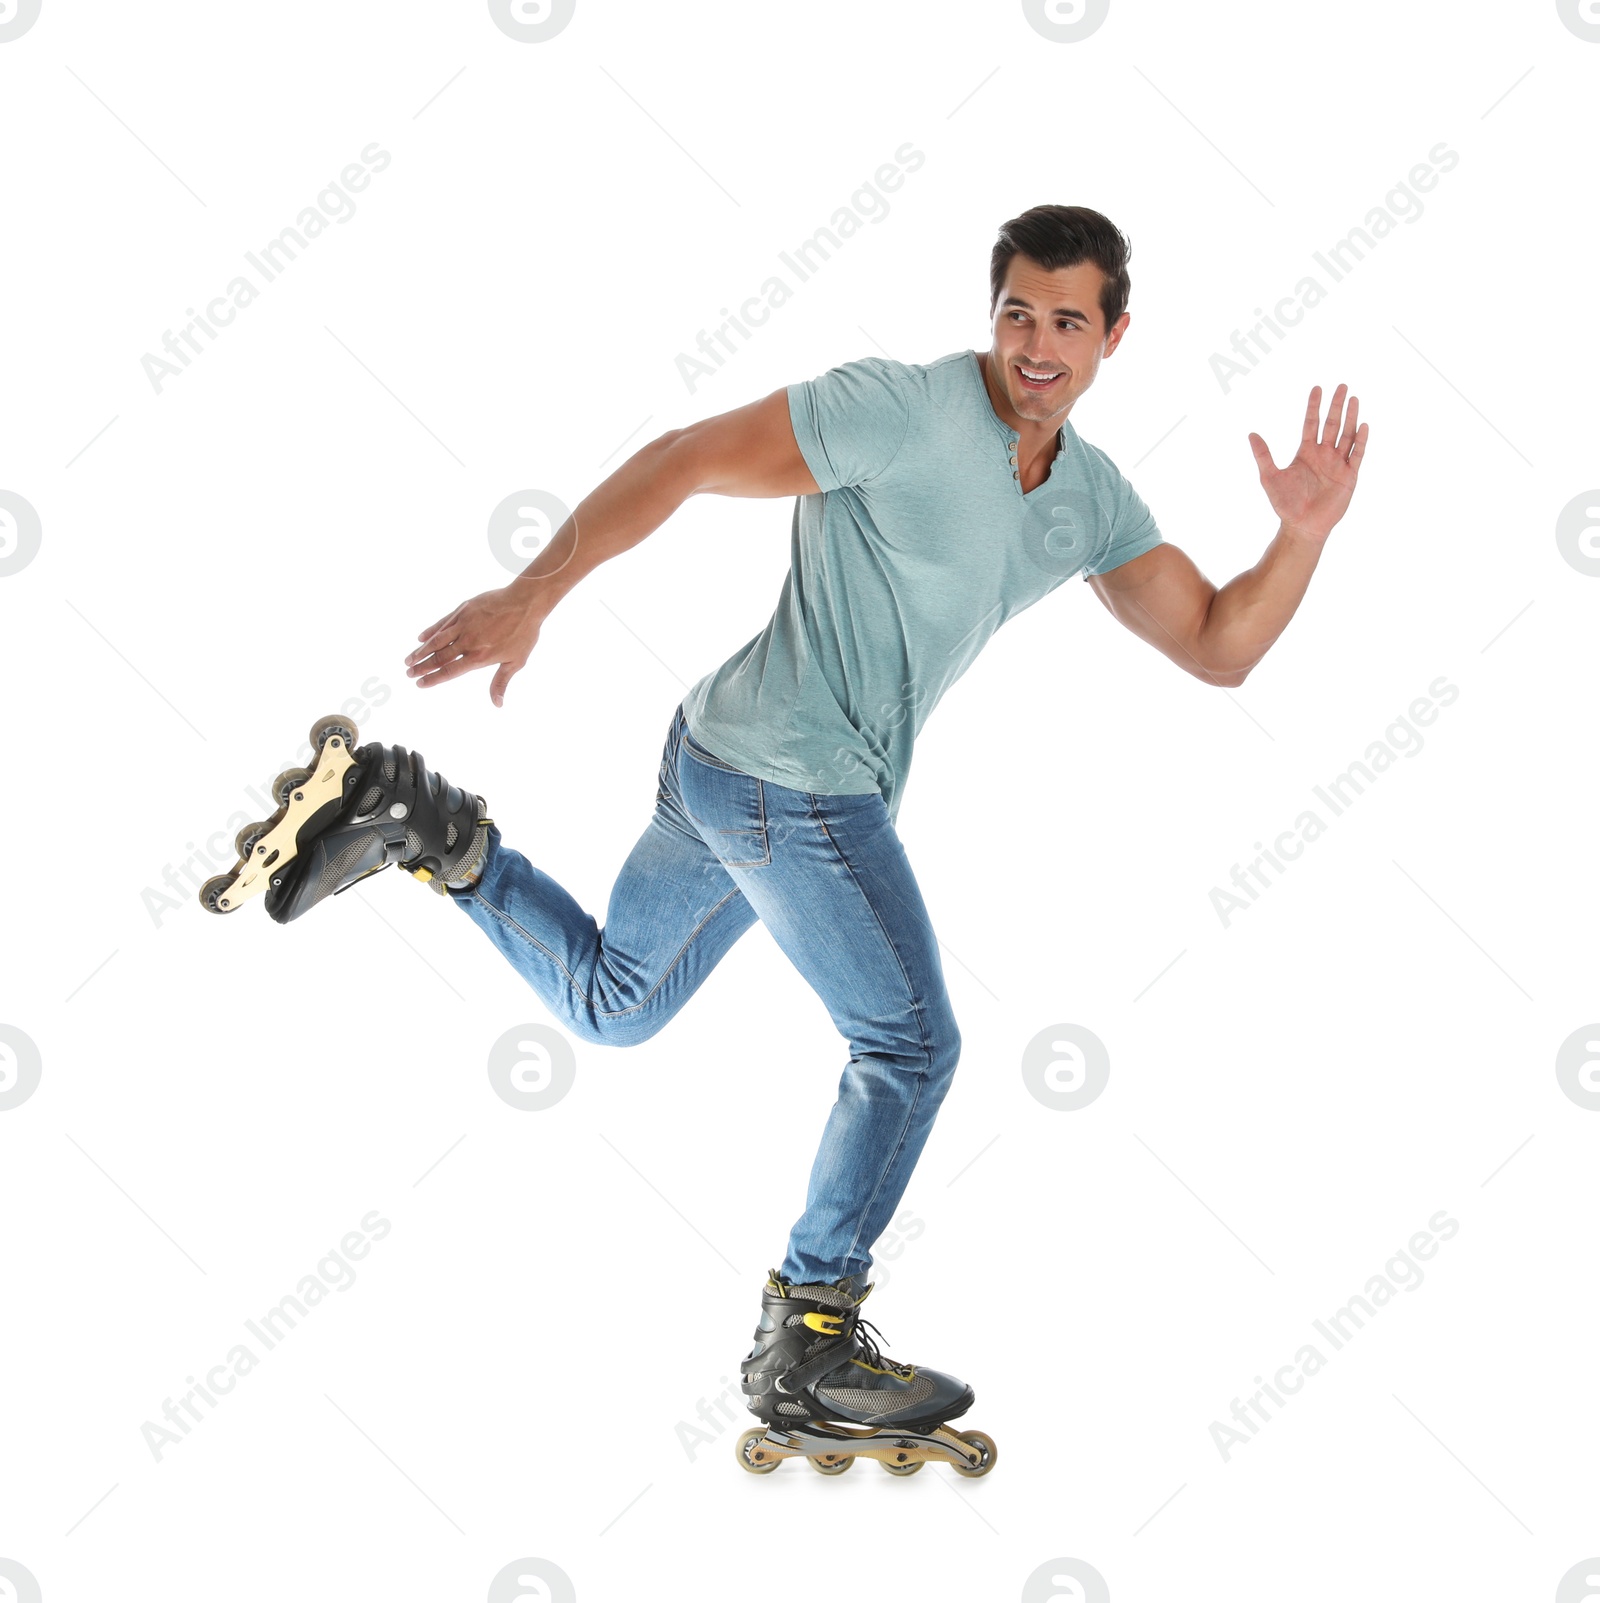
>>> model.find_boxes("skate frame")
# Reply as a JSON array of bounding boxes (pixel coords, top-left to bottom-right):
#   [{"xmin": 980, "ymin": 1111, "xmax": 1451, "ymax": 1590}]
[
  {"xmin": 214, "ymin": 735, "xmax": 357, "ymax": 912},
  {"xmin": 749, "ymin": 1421, "xmax": 985, "ymax": 1469}
]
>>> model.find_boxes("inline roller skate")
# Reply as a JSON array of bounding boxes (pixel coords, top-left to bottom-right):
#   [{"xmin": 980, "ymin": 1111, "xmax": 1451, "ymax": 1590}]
[
  {"xmin": 734, "ymin": 1270, "xmax": 996, "ymax": 1478},
  {"xmin": 198, "ymin": 713, "xmax": 491, "ymax": 923}
]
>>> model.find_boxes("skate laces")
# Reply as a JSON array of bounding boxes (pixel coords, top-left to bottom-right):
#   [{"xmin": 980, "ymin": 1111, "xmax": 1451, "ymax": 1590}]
[{"xmin": 850, "ymin": 1317, "xmax": 915, "ymax": 1381}]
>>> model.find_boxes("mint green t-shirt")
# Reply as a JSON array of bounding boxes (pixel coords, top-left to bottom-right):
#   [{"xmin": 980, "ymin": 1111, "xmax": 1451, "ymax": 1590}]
[{"xmin": 680, "ymin": 348, "xmax": 1163, "ymax": 825}]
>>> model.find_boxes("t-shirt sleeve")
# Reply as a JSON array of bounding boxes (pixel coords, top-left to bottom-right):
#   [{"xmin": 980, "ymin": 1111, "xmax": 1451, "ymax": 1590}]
[
  {"xmin": 1083, "ymin": 453, "xmax": 1164, "ymax": 578},
  {"xmin": 786, "ymin": 357, "xmax": 911, "ymax": 493}
]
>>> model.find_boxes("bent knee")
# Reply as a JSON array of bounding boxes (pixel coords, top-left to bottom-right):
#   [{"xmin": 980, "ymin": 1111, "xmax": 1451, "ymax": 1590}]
[
  {"xmin": 929, "ymin": 1017, "xmax": 961, "ymax": 1077},
  {"xmin": 571, "ymin": 1008, "xmax": 661, "ymax": 1049}
]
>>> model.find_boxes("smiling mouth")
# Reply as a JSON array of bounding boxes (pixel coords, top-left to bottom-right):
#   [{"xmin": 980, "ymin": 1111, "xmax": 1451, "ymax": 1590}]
[{"xmin": 1015, "ymin": 364, "xmax": 1065, "ymax": 392}]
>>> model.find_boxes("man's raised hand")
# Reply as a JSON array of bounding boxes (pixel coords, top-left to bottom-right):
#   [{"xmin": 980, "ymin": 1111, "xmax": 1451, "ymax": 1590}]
[{"xmin": 1248, "ymin": 383, "xmax": 1370, "ymax": 545}]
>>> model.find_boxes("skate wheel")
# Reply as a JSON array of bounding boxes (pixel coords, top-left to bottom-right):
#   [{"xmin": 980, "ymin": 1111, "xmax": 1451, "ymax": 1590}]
[
  {"xmin": 880, "ymin": 1456, "xmax": 923, "ymax": 1476},
  {"xmin": 234, "ymin": 822, "xmax": 269, "ymax": 861},
  {"xmin": 734, "ymin": 1428, "xmax": 781, "ymax": 1475},
  {"xmin": 199, "ymin": 875, "xmax": 238, "ymax": 915},
  {"xmin": 807, "ymin": 1452, "xmax": 855, "ymax": 1476},
  {"xmin": 309, "ymin": 714, "xmax": 359, "ymax": 756},
  {"xmin": 271, "ymin": 767, "xmax": 313, "ymax": 806},
  {"xmin": 950, "ymin": 1429, "xmax": 997, "ymax": 1478}
]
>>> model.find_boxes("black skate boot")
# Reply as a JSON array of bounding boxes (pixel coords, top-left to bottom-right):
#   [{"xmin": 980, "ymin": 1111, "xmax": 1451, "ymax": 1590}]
[
  {"xmin": 733, "ymin": 1270, "xmax": 996, "ymax": 1478},
  {"xmin": 198, "ymin": 713, "xmax": 492, "ymax": 923}
]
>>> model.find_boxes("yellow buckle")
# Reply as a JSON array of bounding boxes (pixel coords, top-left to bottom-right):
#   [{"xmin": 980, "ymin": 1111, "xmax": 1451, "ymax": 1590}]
[
  {"xmin": 409, "ymin": 865, "xmax": 435, "ymax": 883},
  {"xmin": 802, "ymin": 1310, "xmax": 844, "ymax": 1335}
]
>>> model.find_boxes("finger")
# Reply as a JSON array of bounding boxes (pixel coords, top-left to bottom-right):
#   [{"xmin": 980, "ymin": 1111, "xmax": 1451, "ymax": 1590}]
[
  {"xmin": 411, "ymin": 607, "xmax": 460, "ymax": 652},
  {"xmin": 409, "ymin": 618, "xmax": 462, "ymax": 662},
  {"xmin": 1300, "ymin": 385, "xmax": 1322, "ymax": 446},
  {"xmin": 407, "ymin": 646, "xmax": 460, "ymax": 680},
  {"xmin": 410, "ymin": 633, "xmax": 476, "ymax": 680},
  {"xmin": 1346, "ymin": 421, "xmax": 1369, "ymax": 469},
  {"xmin": 407, "ymin": 624, "xmax": 469, "ymax": 676},
  {"xmin": 1334, "ymin": 393, "xmax": 1359, "ymax": 457},
  {"xmin": 489, "ymin": 661, "xmax": 517, "ymax": 708},
  {"xmin": 414, "ymin": 648, "xmax": 481, "ymax": 690},
  {"xmin": 407, "ymin": 636, "xmax": 454, "ymax": 671},
  {"xmin": 1247, "ymin": 431, "xmax": 1276, "ymax": 474},
  {"xmin": 1321, "ymin": 383, "xmax": 1347, "ymax": 446}
]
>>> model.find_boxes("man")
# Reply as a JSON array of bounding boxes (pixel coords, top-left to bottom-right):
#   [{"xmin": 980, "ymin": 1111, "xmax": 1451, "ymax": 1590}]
[{"xmin": 201, "ymin": 204, "xmax": 1367, "ymax": 1476}]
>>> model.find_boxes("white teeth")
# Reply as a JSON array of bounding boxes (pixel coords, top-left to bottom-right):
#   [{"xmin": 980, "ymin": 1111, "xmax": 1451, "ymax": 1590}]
[{"xmin": 1020, "ymin": 368, "xmax": 1058, "ymax": 381}]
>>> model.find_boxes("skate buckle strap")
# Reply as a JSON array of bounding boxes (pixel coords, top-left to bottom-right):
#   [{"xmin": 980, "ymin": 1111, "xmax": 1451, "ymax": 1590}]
[
  {"xmin": 773, "ymin": 1332, "xmax": 864, "ymax": 1395},
  {"xmin": 802, "ymin": 1311, "xmax": 845, "ymax": 1335}
]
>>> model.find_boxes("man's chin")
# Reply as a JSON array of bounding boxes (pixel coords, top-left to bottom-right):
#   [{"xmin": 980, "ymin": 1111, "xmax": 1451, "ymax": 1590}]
[{"xmin": 1014, "ymin": 392, "xmax": 1067, "ymax": 420}]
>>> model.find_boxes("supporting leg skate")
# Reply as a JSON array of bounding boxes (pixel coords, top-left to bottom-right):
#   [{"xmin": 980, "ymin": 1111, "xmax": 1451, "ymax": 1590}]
[
  {"xmin": 734, "ymin": 1269, "xmax": 998, "ymax": 1477},
  {"xmin": 734, "ymin": 1421, "xmax": 997, "ymax": 1477}
]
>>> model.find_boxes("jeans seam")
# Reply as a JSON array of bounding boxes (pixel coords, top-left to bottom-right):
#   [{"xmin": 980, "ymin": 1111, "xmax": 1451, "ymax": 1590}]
[
  {"xmin": 684, "ymin": 743, "xmax": 769, "ymax": 865},
  {"xmin": 805, "ymin": 793, "xmax": 935, "ymax": 1067},
  {"xmin": 841, "ymin": 1075, "xmax": 924, "ymax": 1274},
  {"xmin": 468, "ymin": 882, "xmax": 749, "ymax": 1021},
  {"xmin": 802, "ymin": 792, "xmax": 941, "ymax": 1270},
  {"xmin": 719, "ymin": 776, "xmax": 769, "ymax": 865}
]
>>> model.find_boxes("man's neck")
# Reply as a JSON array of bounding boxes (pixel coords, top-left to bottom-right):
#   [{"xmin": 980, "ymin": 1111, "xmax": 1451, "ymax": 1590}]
[{"xmin": 976, "ymin": 350, "xmax": 1067, "ymax": 463}]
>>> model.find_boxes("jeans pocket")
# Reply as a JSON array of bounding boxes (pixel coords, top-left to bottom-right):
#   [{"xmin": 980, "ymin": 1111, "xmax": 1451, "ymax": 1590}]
[
  {"xmin": 678, "ymin": 739, "xmax": 770, "ymax": 868},
  {"xmin": 681, "ymin": 727, "xmax": 747, "ymax": 775}
]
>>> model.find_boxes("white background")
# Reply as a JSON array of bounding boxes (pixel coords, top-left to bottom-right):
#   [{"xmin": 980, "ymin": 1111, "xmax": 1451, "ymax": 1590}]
[{"xmin": 2, "ymin": 2, "xmax": 1596, "ymax": 1600}]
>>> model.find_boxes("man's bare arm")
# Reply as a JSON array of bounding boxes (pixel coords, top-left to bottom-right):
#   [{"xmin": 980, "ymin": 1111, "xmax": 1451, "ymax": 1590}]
[
  {"xmin": 1086, "ymin": 534, "xmax": 1321, "ymax": 688},
  {"xmin": 406, "ymin": 388, "xmax": 817, "ymax": 704},
  {"xmin": 669, "ymin": 388, "xmax": 821, "ymax": 500},
  {"xmin": 1085, "ymin": 383, "xmax": 1369, "ymax": 690}
]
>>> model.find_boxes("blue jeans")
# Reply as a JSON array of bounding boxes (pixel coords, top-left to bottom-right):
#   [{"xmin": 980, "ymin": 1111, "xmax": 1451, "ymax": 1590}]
[{"xmin": 451, "ymin": 702, "xmax": 961, "ymax": 1285}]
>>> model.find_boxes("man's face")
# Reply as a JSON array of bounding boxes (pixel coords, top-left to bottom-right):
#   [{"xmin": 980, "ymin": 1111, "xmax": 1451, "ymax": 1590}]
[{"xmin": 986, "ymin": 255, "xmax": 1128, "ymax": 427}]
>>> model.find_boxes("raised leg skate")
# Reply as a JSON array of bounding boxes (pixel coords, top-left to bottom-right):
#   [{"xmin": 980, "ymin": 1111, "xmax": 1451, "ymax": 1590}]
[
  {"xmin": 733, "ymin": 1271, "xmax": 997, "ymax": 1478},
  {"xmin": 198, "ymin": 713, "xmax": 491, "ymax": 923}
]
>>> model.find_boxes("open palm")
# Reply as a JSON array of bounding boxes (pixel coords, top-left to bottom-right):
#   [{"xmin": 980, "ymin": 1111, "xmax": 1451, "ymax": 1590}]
[{"xmin": 1249, "ymin": 384, "xmax": 1369, "ymax": 542}]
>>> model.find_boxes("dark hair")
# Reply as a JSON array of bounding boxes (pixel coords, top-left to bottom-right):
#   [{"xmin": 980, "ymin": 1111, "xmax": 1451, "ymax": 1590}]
[{"xmin": 989, "ymin": 204, "xmax": 1132, "ymax": 337}]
